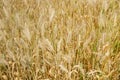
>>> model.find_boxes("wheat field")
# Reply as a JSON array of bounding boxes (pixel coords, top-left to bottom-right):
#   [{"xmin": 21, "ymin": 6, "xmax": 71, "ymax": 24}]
[{"xmin": 0, "ymin": 0, "xmax": 120, "ymax": 80}]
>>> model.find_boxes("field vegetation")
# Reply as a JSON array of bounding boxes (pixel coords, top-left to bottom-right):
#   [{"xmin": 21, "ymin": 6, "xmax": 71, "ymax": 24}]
[{"xmin": 0, "ymin": 0, "xmax": 120, "ymax": 80}]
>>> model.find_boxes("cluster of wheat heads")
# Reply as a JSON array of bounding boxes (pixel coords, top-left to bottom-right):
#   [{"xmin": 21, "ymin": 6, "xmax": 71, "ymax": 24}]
[{"xmin": 0, "ymin": 0, "xmax": 120, "ymax": 80}]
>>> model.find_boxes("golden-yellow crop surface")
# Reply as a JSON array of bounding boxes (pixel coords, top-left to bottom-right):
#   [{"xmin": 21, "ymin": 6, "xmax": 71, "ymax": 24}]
[{"xmin": 0, "ymin": 0, "xmax": 120, "ymax": 80}]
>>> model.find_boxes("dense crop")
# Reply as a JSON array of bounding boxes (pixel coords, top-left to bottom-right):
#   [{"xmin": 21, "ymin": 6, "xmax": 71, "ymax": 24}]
[{"xmin": 0, "ymin": 0, "xmax": 120, "ymax": 80}]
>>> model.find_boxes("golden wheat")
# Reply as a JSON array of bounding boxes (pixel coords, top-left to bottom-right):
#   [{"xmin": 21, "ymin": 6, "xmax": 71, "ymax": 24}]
[{"xmin": 0, "ymin": 0, "xmax": 120, "ymax": 80}]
